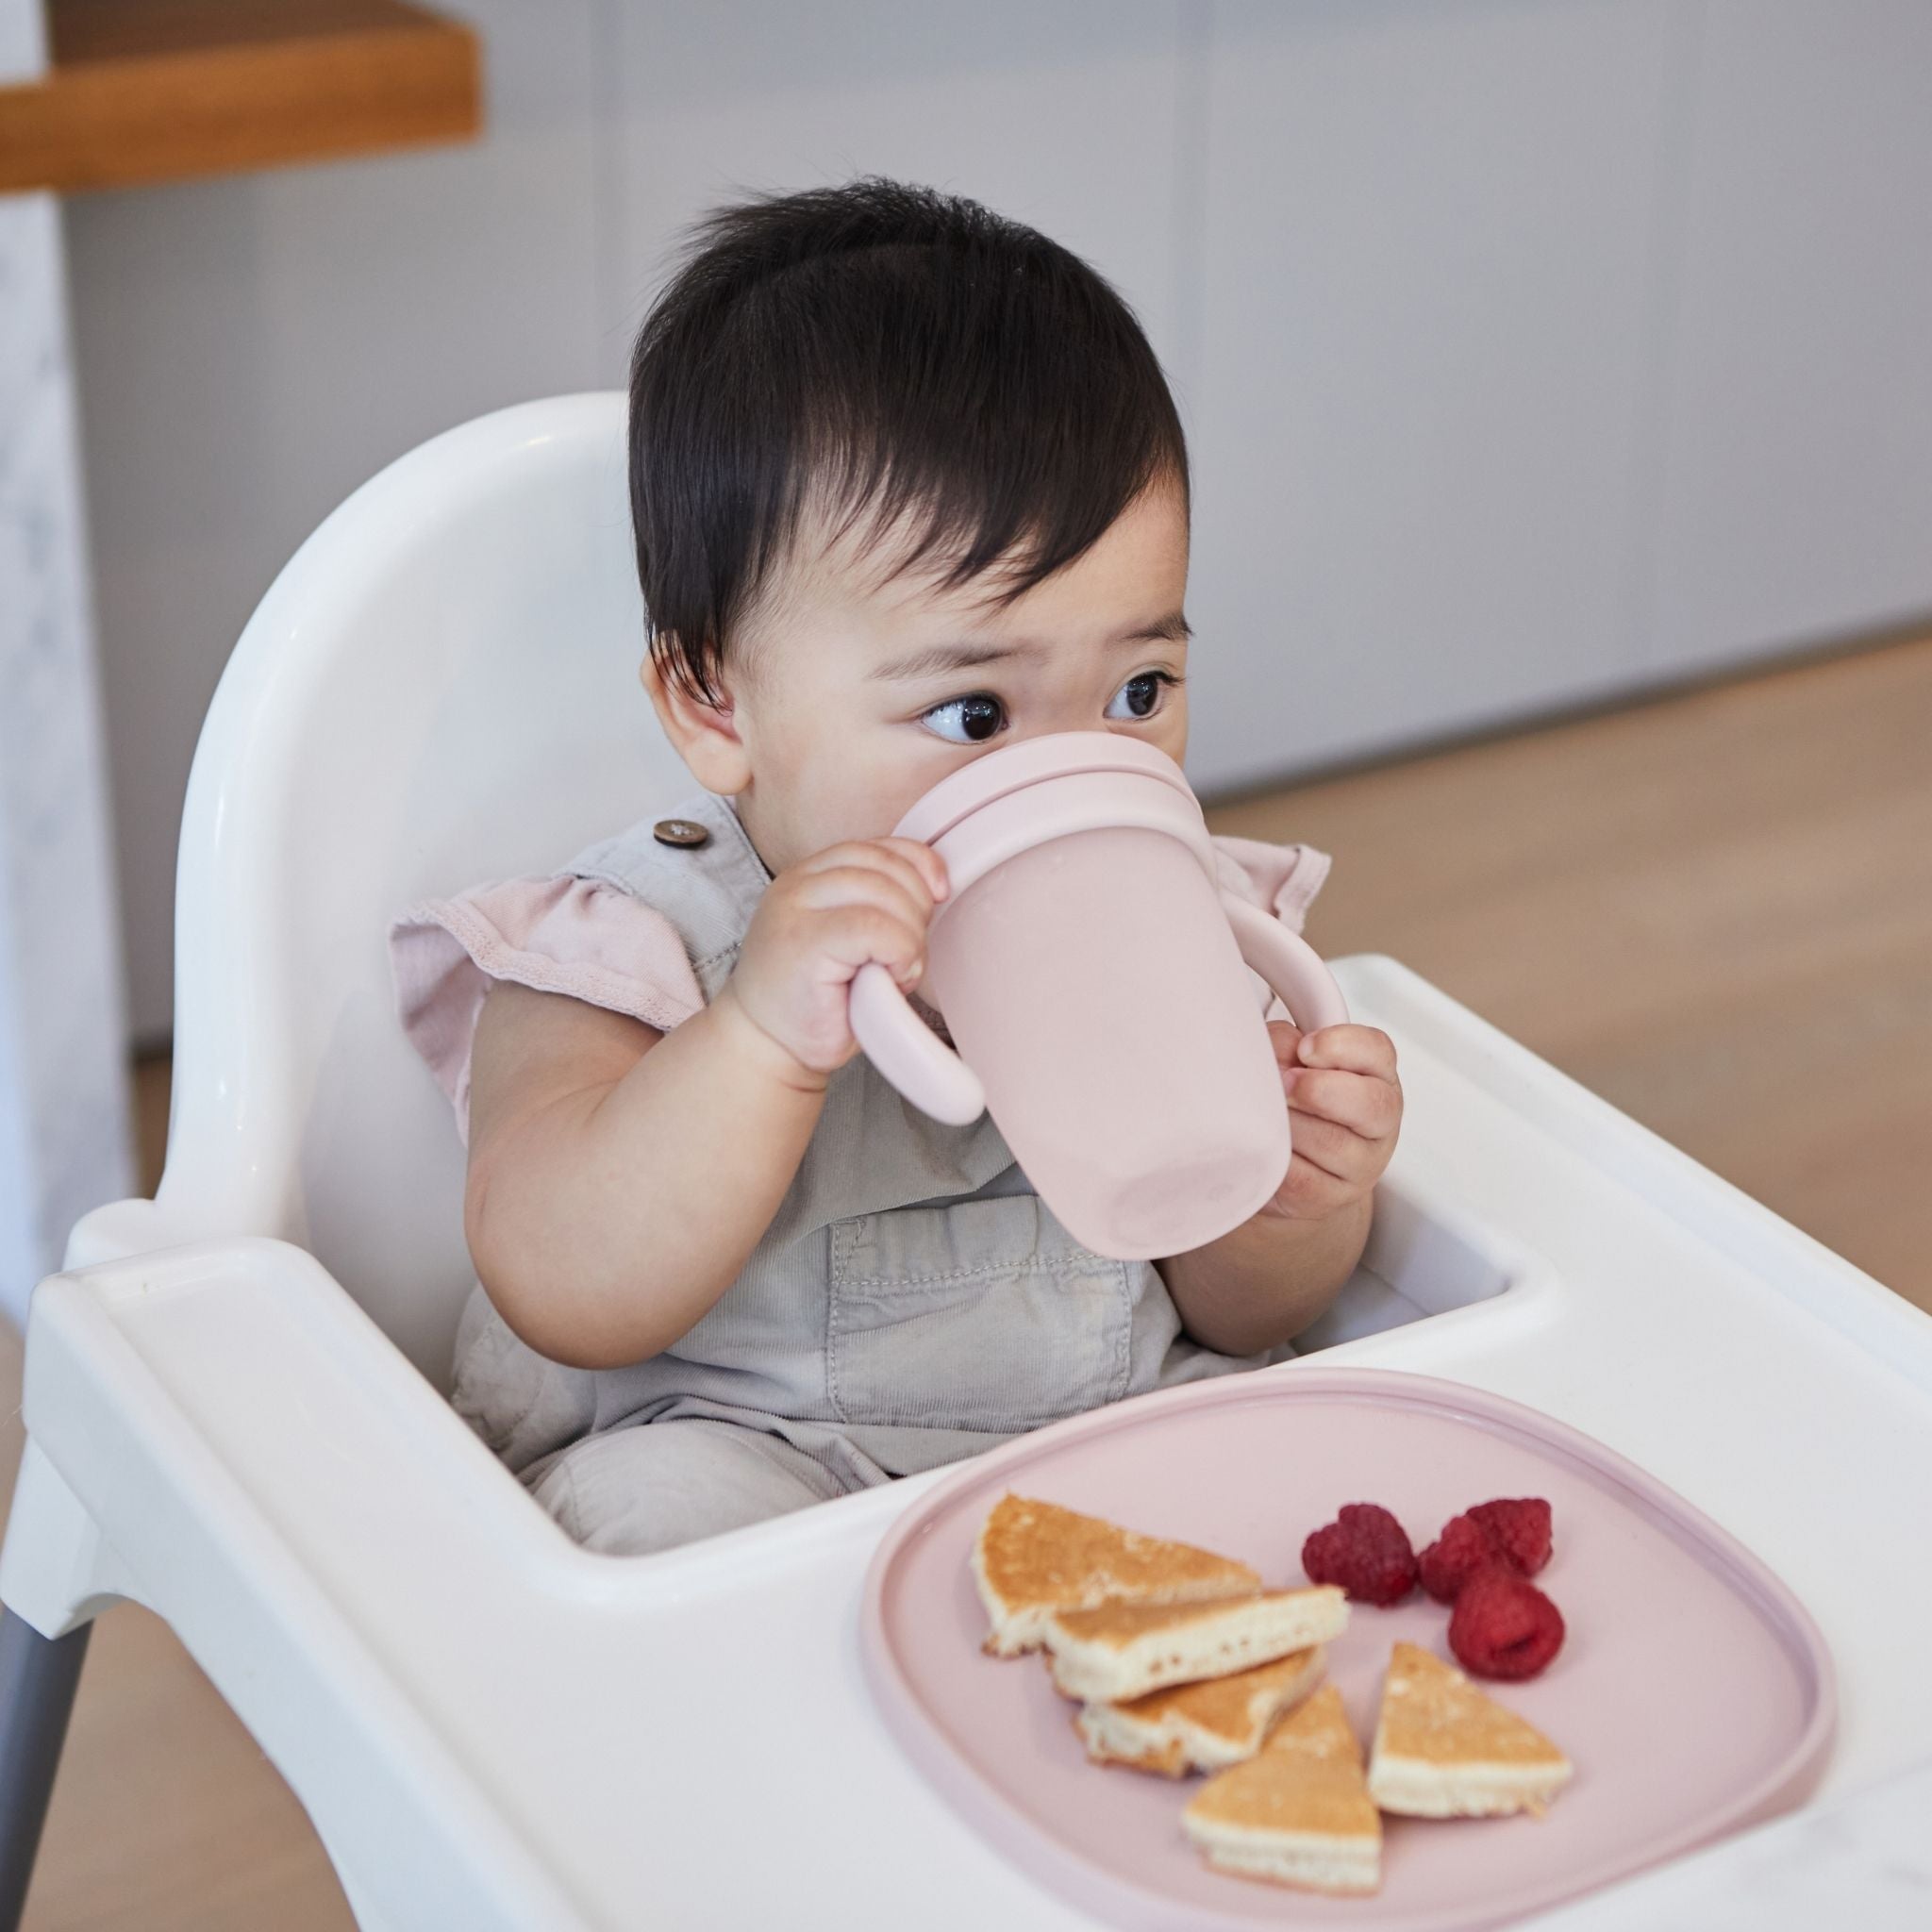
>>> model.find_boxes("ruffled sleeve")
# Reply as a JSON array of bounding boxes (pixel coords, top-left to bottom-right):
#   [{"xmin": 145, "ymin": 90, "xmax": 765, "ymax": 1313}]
[
  {"xmin": 1208, "ymin": 833, "xmax": 1332, "ymax": 934},
  {"xmin": 389, "ymin": 876, "xmax": 705, "ymax": 1143}
]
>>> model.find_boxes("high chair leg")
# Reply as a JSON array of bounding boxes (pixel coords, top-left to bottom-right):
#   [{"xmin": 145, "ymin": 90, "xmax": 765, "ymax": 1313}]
[
  {"xmin": 0, "ymin": 1437, "xmax": 138, "ymax": 1932},
  {"xmin": 0, "ymin": 1607, "xmax": 90, "ymax": 1931}
]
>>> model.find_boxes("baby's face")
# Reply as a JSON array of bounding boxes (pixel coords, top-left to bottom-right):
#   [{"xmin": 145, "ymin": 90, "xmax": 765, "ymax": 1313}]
[{"xmin": 723, "ymin": 480, "xmax": 1191, "ymax": 873}]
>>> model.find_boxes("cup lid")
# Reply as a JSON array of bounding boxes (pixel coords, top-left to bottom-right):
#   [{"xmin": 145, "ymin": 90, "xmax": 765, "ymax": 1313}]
[{"xmin": 891, "ymin": 731, "xmax": 1194, "ymax": 847}]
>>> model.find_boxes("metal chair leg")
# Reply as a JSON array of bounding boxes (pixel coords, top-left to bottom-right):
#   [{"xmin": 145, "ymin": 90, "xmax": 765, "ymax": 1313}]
[{"xmin": 0, "ymin": 1604, "xmax": 92, "ymax": 1930}]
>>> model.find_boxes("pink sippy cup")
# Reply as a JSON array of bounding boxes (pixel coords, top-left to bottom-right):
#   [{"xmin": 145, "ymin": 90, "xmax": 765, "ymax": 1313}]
[{"xmin": 847, "ymin": 733, "xmax": 1349, "ymax": 1260}]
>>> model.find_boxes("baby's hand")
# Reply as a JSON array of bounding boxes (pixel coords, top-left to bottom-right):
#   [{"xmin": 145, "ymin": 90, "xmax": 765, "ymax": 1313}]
[
  {"xmin": 1257, "ymin": 1022, "xmax": 1402, "ymax": 1221},
  {"xmin": 722, "ymin": 838, "xmax": 949, "ymax": 1080}
]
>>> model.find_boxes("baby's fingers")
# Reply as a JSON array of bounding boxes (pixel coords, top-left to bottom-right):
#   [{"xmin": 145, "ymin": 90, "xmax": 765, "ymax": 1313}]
[
  {"xmin": 791, "ymin": 866, "xmax": 933, "ymax": 945},
  {"xmin": 1279, "ymin": 1109, "xmax": 1386, "ymax": 1187},
  {"xmin": 1286, "ymin": 1065, "xmax": 1402, "ymax": 1141},
  {"xmin": 819, "ymin": 901, "xmax": 929, "ymax": 991},
  {"xmin": 1266, "ymin": 1021, "xmax": 1305, "ymax": 1066},
  {"xmin": 1267, "ymin": 1148, "xmax": 1359, "ymax": 1222},
  {"xmin": 796, "ymin": 841, "xmax": 941, "ymax": 920},
  {"xmin": 1295, "ymin": 1024, "xmax": 1399, "ymax": 1081},
  {"xmin": 872, "ymin": 836, "xmax": 950, "ymax": 905}
]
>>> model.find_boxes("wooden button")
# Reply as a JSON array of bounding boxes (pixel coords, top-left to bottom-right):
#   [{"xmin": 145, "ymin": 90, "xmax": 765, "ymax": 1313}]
[{"xmin": 652, "ymin": 818, "xmax": 709, "ymax": 849}]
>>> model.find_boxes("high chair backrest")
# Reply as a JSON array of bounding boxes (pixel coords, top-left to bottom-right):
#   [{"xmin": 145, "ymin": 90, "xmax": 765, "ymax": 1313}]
[{"xmin": 151, "ymin": 394, "xmax": 686, "ymax": 1390}]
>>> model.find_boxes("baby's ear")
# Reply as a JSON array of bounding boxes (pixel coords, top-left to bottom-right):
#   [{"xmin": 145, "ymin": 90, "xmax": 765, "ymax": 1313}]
[{"xmin": 641, "ymin": 646, "xmax": 751, "ymax": 795}]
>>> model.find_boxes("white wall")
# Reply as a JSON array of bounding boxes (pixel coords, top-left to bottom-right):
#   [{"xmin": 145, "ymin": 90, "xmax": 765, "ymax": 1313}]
[
  {"xmin": 1643, "ymin": 0, "xmax": 1932, "ymax": 673},
  {"xmin": 68, "ymin": 0, "xmax": 608, "ymax": 1042},
  {"xmin": 63, "ymin": 0, "xmax": 1932, "ymax": 1041},
  {"xmin": 1185, "ymin": 0, "xmax": 1687, "ymax": 785},
  {"xmin": 0, "ymin": 0, "xmax": 133, "ymax": 1315}
]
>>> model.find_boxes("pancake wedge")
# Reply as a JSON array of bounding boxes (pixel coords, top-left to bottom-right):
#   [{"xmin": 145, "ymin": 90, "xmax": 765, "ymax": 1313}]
[
  {"xmin": 1042, "ymin": 1587, "xmax": 1348, "ymax": 1703},
  {"xmin": 972, "ymin": 1494, "xmax": 1260, "ymax": 1657},
  {"xmin": 1183, "ymin": 1683, "xmax": 1381, "ymax": 1895},
  {"xmin": 1367, "ymin": 1641, "xmax": 1574, "ymax": 1818},
  {"xmin": 1077, "ymin": 1645, "xmax": 1327, "ymax": 1776}
]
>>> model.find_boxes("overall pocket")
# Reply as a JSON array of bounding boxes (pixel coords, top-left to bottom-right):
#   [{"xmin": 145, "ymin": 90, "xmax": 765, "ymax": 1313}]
[{"xmin": 826, "ymin": 1194, "xmax": 1134, "ymax": 1431}]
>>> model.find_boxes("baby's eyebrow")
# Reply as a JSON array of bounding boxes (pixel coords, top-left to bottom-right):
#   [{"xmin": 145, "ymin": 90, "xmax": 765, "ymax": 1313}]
[
  {"xmin": 869, "ymin": 611, "xmax": 1191, "ymax": 682},
  {"xmin": 869, "ymin": 640, "xmax": 1031, "ymax": 681},
  {"xmin": 1124, "ymin": 610, "xmax": 1193, "ymax": 645}
]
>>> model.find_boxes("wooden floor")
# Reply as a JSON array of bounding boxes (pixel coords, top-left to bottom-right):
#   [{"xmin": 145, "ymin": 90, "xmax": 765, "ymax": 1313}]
[
  {"xmin": 2, "ymin": 633, "xmax": 1926, "ymax": 1928},
  {"xmin": 1210, "ymin": 629, "xmax": 1932, "ymax": 1314}
]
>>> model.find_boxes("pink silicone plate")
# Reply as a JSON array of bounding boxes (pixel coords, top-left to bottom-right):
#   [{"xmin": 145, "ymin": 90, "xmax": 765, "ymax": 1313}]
[{"xmin": 860, "ymin": 1368, "xmax": 1834, "ymax": 1931}]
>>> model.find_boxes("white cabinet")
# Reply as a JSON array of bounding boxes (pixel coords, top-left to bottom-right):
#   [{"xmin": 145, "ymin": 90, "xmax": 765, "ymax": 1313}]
[
  {"xmin": 1181, "ymin": 1, "xmax": 1686, "ymax": 790},
  {"xmin": 64, "ymin": 1, "xmax": 1932, "ymax": 1035},
  {"xmin": 1646, "ymin": 0, "xmax": 1932, "ymax": 675},
  {"xmin": 69, "ymin": 0, "xmax": 609, "ymax": 1040},
  {"xmin": 605, "ymin": 3, "xmax": 1190, "ymax": 380},
  {"xmin": 1182, "ymin": 0, "xmax": 1932, "ymax": 789}
]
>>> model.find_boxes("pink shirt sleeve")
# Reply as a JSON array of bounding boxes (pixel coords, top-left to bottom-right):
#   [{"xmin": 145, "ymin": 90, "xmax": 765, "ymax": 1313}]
[
  {"xmin": 1208, "ymin": 833, "xmax": 1333, "ymax": 934},
  {"xmin": 391, "ymin": 835, "xmax": 1331, "ymax": 1143},
  {"xmin": 389, "ymin": 876, "xmax": 705, "ymax": 1144}
]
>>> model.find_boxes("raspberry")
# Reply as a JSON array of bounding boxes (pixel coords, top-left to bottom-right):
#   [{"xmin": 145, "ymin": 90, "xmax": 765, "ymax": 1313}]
[
  {"xmin": 1300, "ymin": 1503, "xmax": 1418, "ymax": 1607},
  {"xmin": 1418, "ymin": 1512, "xmax": 1500, "ymax": 1604},
  {"xmin": 1420, "ymin": 1497, "xmax": 1556, "ymax": 1601},
  {"xmin": 1448, "ymin": 1568, "xmax": 1566, "ymax": 1680},
  {"xmin": 1467, "ymin": 1498, "xmax": 1553, "ymax": 1577}
]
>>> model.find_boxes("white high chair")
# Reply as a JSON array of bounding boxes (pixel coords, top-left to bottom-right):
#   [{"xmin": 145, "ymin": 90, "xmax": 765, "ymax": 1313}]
[
  {"xmin": 5, "ymin": 392, "xmax": 1932, "ymax": 1932},
  {"xmin": 0, "ymin": 392, "xmax": 677, "ymax": 1927}
]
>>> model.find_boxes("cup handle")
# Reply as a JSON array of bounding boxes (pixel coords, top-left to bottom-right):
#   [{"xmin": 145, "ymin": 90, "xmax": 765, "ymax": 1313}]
[
  {"xmin": 1221, "ymin": 895, "xmax": 1352, "ymax": 1034},
  {"xmin": 848, "ymin": 962, "xmax": 988, "ymax": 1125}
]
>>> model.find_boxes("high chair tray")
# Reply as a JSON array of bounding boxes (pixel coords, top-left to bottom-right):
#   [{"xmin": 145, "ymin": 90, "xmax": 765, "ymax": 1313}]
[
  {"xmin": 862, "ymin": 1368, "xmax": 1834, "ymax": 1931},
  {"xmin": 11, "ymin": 957, "xmax": 1932, "ymax": 1931}
]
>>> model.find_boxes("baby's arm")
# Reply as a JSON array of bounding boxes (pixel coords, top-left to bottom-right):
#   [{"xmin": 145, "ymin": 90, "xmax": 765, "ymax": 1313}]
[
  {"xmin": 1157, "ymin": 1023, "xmax": 1402, "ymax": 1357},
  {"xmin": 463, "ymin": 838, "xmax": 946, "ymax": 1370}
]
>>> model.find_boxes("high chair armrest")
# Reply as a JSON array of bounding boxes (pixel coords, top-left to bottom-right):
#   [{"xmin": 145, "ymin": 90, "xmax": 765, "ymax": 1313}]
[
  {"xmin": 3, "ymin": 1238, "xmax": 595, "ymax": 1930},
  {"xmin": 1, "ymin": 1236, "xmax": 1083, "ymax": 1932},
  {"xmin": 62, "ymin": 1195, "xmax": 205, "ymax": 1270}
]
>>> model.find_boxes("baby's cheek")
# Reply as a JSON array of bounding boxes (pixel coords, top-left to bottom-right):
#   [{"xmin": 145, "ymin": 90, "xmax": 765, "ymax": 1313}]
[{"xmin": 1146, "ymin": 712, "xmax": 1187, "ymax": 767}]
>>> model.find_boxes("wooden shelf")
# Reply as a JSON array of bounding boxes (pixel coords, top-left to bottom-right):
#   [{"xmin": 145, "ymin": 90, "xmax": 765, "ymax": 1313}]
[{"xmin": 0, "ymin": 1, "xmax": 481, "ymax": 195}]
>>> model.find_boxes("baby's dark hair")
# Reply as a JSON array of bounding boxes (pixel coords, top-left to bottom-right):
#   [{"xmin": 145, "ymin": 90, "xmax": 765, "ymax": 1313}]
[{"xmin": 628, "ymin": 176, "xmax": 1189, "ymax": 702}]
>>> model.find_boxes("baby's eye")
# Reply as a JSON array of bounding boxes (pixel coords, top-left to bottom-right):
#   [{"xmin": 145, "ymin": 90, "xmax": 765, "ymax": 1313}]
[
  {"xmin": 920, "ymin": 692, "xmax": 1008, "ymax": 744},
  {"xmin": 1105, "ymin": 671, "xmax": 1178, "ymax": 722}
]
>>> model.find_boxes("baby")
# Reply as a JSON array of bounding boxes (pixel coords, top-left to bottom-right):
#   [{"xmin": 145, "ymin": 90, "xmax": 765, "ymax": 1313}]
[{"xmin": 391, "ymin": 178, "xmax": 1403, "ymax": 1557}]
